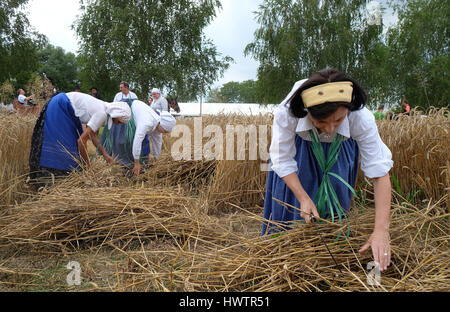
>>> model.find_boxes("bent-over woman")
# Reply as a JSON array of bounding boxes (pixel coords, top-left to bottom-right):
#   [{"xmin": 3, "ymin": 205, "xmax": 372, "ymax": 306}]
[
  {"xmin": 129, "ymin": 99, "xmax": 176, "ymax": 176},
  {"xmin": 29, "ymin": 92, "xmax": 131, "ymax": 185},
  {"xmin": 263, "ymin": 68, "xmax": 393, "ymax": 271}
]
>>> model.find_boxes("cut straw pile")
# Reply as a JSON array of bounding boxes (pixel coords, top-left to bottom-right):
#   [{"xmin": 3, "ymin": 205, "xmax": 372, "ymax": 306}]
[
  {"xmin": 0, "ymin": 186, "xmax": 231, "ymax": 250},
  {"xmin": 116, "ymin": 195, "xmax": 450, "ymax": 292},
  {"xmin": 35, "ymin": 155, "xmax": 218, "ymax": 196},
  {"xmin": 0, "ymin": 182, "xmax": 448, "ymax": 291}
]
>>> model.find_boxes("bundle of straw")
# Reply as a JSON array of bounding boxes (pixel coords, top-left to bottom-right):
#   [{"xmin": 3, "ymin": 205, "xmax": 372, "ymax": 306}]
[
  {"xmin": 162, "ymin": 113, "xmax": 272, "ymax": 213},
  {"xmin": 204, "ymin": 114, "xmax": 272, "ymax": 212},
  {"xmin": 140, "ymin": 154, "xmax": 217, "ymax": 194},
  {"xmin": 45, "ymin": 158, "xmax": 132, "ymax": 189},
  {"xmin": 0, "ymin": 186, "xmax": 225, "ymax": 250},
  {"xmin": 116, "ymin": 196, "xmax": 449, "ymax": 292}
]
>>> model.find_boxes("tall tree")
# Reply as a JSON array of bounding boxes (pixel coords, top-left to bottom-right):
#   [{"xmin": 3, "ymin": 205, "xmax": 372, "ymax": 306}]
[
  {"xmin": 207, "ymin": 80, "xmax": 258, "ymax": 103},
  {"xmin": 245, "ymin": 0, "xmax": 386, "ymax": 106},
  {"xmin": 386, "ymin": 0, "xmax": 449, "ymax": 110},
  {"xmin": 0, "ymin": 0, "xmax": 47, "ymax": 89},
  {"xmin": 37, "ymin": 44, "xmax": 79, "ymax": 92},
  {"xmin": 74, "ymin": 0, "xmax": 232, "ymax": 101}
]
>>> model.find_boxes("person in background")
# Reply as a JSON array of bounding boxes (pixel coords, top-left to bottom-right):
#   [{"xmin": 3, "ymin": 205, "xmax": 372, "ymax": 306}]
[
  {"xmin": 263, "ymin": 68, "xmax": 393, "ymax": 272},
  {"xmin": 150, "ymin": 88, "xmax": 168, "ymax": 112},
  {"xmin": 90, "ymin": 87, "xmax": 102, "ymax": 100},
  {"xmin": 17, "ymin": 89, "xmax": 33, "ymax": 106},
  {"xmin": 402, "ymin": 98, "xmax": 410, "ymax": 115},
  {"xmin": 147, "ymin": 96, "xmax": 153, "ymax": 106},
  {"xmin": 113, "ymin": 81, "xmax": 137, "ymax": 103},
  {"xmin": 29, "ymin": 92, "xmax": 131, "ymax": 186},
  {"xmin": 374, "ymin": 105, "xmax": 386, "ymax": 120},
  {"xmin": 74, "ymin": 85, "xmax": 81, "ymax": 92}
]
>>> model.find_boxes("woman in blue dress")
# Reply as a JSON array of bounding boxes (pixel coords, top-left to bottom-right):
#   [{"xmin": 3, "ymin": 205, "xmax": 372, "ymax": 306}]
[
  {"xmin": 29, "ymin": 92, "xmax": 131, "ymax": 186},
  {"xmin": 263, "ymin": 68, "xmax": 393, "ymax": 271}
]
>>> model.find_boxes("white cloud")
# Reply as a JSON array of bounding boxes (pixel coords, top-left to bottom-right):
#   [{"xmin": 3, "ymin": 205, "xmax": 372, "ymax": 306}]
[
  {"xmin": 25, "ymin": 0, "xmax": 81, "ymax": 54},
  {"xmin": 204, "ymin": 0, "xmax": 262, "ymax": 86}
]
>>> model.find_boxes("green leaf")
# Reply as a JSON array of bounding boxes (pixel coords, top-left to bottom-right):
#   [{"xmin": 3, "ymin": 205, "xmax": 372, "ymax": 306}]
[
  {"xmin": 391, "ymin": 173, "xmax": 402, "ymax": 196},
  {"xmin": 329, "ymin": 172, "xmax": 358, "ymax": 197}
]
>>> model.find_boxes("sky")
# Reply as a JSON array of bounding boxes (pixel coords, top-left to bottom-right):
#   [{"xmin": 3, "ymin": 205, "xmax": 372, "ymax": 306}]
[
  {"xmin": 25, "ymin": 0, "xmax": 262, "ymax": 88},
  {"xmin": 25, "ymin": 0, "xmax": 397, "ymax": 88}
]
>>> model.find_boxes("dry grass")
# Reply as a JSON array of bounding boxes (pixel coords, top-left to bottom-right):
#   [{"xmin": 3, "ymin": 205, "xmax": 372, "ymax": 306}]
[
  {"xmin": 0, "ymin": 186, "xmax": 220, "ymax": 250},
  {"xmin": 377, "ymin": 107, "xmax": 450, "ymax": 207},
  {"xmin": 0, "ymin": 113, "xmax": 36, "ymax": 207},
  {"xmin": 115, "ymin": 196, "xmax": 449, "ymax": 292},
  {"xmin": 0, "ymin": 184, "xmax": 447, "ymax": 291}
]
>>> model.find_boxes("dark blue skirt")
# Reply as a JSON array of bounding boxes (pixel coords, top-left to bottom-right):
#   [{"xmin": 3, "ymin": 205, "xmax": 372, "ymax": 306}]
[
  {"xmin": 38, "ymin": 93, "xmax": 83, "ymax": 171},
  {"xmin": 99, "ymin": 124, "xmax": 151, "ymax": 165},
  {"xmin": 262, "ymin": 134, "xmax": 359, "ymax": 235}
]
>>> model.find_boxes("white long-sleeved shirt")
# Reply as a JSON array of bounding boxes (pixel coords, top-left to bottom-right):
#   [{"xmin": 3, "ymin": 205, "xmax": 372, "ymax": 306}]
[
  {"xmin": 131, "ymin": 100, "xmax": 162, "ymax": 159},
  {"xmin": 150, "ymin": 96, "xmax": 168, "ymax": 113},
  {"xmin": 270, "ymin": 80, "xmax": 393, "ymax": 179},
  {"xmin": 66, "ymin": 92, "xmax": 108, "ymax": 132}
]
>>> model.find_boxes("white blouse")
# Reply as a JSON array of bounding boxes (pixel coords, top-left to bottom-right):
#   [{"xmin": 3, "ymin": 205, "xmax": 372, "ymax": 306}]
[
  {"xmin": 131, "ymin": 100, "xmax": 161, "ymax": 160},
  {"xmin": 66, "ymin": 92, "xmax": 107, "ymax": 132},
  {"xmin": 150, "ymin": 96, "xmax": 169, "ymax": 113},
  {"xmin": 270, "ymin": 81, "xmax": 393, "ymax": 179}
]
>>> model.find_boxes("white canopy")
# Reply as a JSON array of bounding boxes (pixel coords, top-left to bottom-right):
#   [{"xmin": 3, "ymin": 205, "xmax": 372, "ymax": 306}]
[{"xmin": 173, "ymin": 103, "xmax": 276, "ymax": 116}]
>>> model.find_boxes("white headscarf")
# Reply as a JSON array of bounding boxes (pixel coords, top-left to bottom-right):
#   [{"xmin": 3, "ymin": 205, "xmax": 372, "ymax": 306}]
[
  {"xmin": 281, "ymin": 79, "xmax": 308, "ymax": 107},
  {"xmin": 159, "ymin": 111, "xmax": 176, "ymax": 132},
  {"xmin": 105, "ymin": 102, "xmax": 131, "ymax": 129},
  {"xmin": 151, "ymin": 88, "xmax": 161, "ymax": 94}
]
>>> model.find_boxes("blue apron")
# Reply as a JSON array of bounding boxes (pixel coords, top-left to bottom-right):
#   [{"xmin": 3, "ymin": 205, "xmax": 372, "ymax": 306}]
[
  {"xmin": 262, "ymin": 134, "xmax": 359, "ymax": 235},
  {"xmin": 100, "ymin": 95, "xmax": 150, "ymax": 165}
]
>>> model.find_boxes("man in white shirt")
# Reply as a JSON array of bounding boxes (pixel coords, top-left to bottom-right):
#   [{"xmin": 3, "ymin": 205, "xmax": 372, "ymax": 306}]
[
  {"xmin": 150, "ymin": 88, "xmax": 169, "ymax": 112},
  {"xmin": 17, "ymin": 89, "xmax": 33, "ymax": 106},
  {"xmin": 114, "ymin": 81, "xmax": 138, "ymax": 103}
]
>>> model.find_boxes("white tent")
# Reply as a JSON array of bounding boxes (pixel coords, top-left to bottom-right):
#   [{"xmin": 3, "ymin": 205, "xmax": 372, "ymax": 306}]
[{"xmin": 173, "ymin": 103, "xmax": 276, "ymax": 116}]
